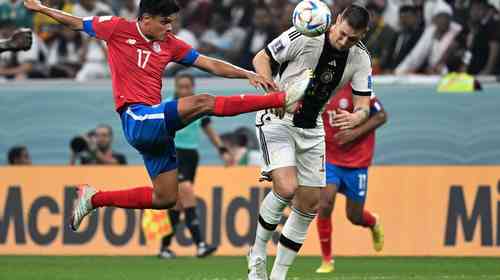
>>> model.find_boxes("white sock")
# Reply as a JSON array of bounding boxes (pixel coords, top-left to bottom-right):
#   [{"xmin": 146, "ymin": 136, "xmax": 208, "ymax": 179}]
[
  {"xmin": 253, "ymin": 191, "xmax": 289, "ymax": 258},
  {"xmin": 270, "ymin": 207, "xmax": 315, "ymax": 280}
]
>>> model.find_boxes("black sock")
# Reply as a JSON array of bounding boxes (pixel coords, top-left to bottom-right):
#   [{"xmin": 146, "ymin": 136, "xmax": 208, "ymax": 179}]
[
  {"xmin": 161, "ymin": 209, "xmax": 180, "ymax": 251},
  {"xmin": 185, "ymin": 207, "xmax": 203, "ymax": 246}
]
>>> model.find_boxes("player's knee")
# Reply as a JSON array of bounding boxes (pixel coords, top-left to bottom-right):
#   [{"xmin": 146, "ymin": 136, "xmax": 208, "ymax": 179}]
[
  {"xmin": 318, "ymin": 197, "xmax": 333, "ymax": 217},
  {"xmin": 153, "ymin": 188, "xmax": 178, "ymax": 209},
  {"xmin": 274, "ymin": 188, "xmax": 296, "ymax": 201},
  {"xmin": 347, "ymin": 211, "xmax": 363, "ymax": 226}
]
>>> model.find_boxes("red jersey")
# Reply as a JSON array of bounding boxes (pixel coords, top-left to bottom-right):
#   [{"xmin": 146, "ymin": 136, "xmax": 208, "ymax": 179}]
[
  {"xmin": 83, "ymin": 16, "xmax": 198, "ymax": 111},
  {"xmin": 322, "ymin": 85, "xmax": 383, "ymax": 168}
]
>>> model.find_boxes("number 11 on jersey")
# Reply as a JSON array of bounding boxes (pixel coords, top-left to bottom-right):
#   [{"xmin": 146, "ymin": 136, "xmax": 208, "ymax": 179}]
[{"xmin": 136, "ymin": 49, "xmax": 151, "ymax": 69}]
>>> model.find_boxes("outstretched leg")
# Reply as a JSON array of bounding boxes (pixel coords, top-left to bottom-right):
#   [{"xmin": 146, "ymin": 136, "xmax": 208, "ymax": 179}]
[{"xmin": 176, "ymin": 92, "xmax": 285, "ymax": 126}]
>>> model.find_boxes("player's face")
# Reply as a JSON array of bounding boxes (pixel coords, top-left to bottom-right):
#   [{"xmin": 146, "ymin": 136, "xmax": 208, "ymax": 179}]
[
  {"xmin": 95, "ymin": 127, "xmax": 112, "ymax": 150},
  {"xmin": 329, "ymin": 16, "xmax": 367, "ymax": 51},
  {"xmin": 142, "ymin": 14, "xmax": 176, "ymax": 41},
  {"xmin": 175, "ymin": 77, "xmax": 194, "ymax": 98}
]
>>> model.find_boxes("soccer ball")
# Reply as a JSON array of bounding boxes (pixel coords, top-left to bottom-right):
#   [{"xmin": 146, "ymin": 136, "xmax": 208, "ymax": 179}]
[{"xmin": 292, "ymin": 0, "xmax": 332, "ymax": 37}]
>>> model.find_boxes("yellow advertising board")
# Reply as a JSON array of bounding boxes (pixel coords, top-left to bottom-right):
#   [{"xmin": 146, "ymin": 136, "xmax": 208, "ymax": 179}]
[{"xmin": 0, "ymin": 166, "xmax": 499, "ymax": 256}]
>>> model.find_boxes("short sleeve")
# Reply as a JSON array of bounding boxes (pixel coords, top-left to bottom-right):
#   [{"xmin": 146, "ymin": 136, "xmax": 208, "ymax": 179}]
[
  {"xmin": 351, "ymin": 50, "xmax": 373, "ymax": 96},
  {"xmin": 265, "ymin": 27, "xmax": 305, "ymax": 64},
  {"xmin": 83, "ymin": 16, "xmax": 121, "ymax": 41},
  {"xmin": 171, "ymin": 35, "xmax": 200, "ymax": 66}
]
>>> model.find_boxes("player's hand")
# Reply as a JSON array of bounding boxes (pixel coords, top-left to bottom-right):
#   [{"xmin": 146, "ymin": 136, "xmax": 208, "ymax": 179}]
[
  {"xmin": 247, "ymin": 73, "xmax": 277, "ymax": 92},
  {"xmin": 334, "ymin": 129, "xmax": 359, "ymax": 145},
  {"xmin": 24, "ymin": 0, "xmax": 44, "ymax": 12},
  {"xmin": 333, "ymin": 109, "xmax": 360, "ymax": 130},
  {"xmin": 7, "ymin": 28, "xmax": 32, "ymax": 51}
]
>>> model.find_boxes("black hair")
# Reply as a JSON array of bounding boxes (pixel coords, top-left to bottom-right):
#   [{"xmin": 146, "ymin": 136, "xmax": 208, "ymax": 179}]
[
  {"xmin": 399, "ymin": 5, "xmax": 417, "ymax": 14},
  {"xmin": 175, "ymin": 73, "xmax": 195, "ymax": 86},
  {"xmin": 341, "ymin": 5, "xmax": 370, "ymax": 30},
  {"xmin": 96, "ymin": 124, "xmax": 113, "ymax": 137},
  {"xmin": 7, "ymin": 145, "xmax": 27, "ymax": 164},
  {"xmin": 366, "ymin": 2, "xmax": 384, "ymax": 15},
  {"xmin": 138, "ymin": 0, "xmax": 180, "ymax": 19}
]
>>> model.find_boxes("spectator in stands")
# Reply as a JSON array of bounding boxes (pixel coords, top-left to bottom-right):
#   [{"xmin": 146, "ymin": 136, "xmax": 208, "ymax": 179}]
[
  {"xmin": 199, "ymin": 10, "xmax": 245, "ymax": 63},
  {"xmin": 176, "ymin": 0, "xmax": 213, "ymax": 38},
  {"xmin": 224, "ymin": 0, "xmax": 255, "ymax": 28},
  {"xmin": 45, "ymin": 26, "xmax": 83, "ymax": 78},
  {"xmin": 75, "ymin": 11, "xmax": 109, "ymax": 81},
  {"xmin": 239, "ymin": 4, "xmax": 277, "ymax": 70},
  {"xmin": 70, "ymin": 124, "xmax": 127, "ymax": 165},
  {"xmin": 33, "ymin": 0, "xmax": 73, "ymax": 41},
  {"xmin": 437, "ymin": 47, "xmax": 482, "ymax": 92},
  {"xmin": 330, "ymin": 0, "xmax": 354, "ymax": 18},
  {"xmin": 0, "ymin": 21, "xmax": 42, "ymax": 80},
  {"xmin": 364, "ymin": 1, "xmax": 397, "ymax": 74},
  {"xmin": 7, "ymin": 145, "xmax": 31, "ymax": 165},
  {"xmin": 0, "ymin": 0, "xmax": 33, "ymax": 28},
  {"xmin": 385, "ymin": 5, "xmax": 424, "ymax": 72},
  {"xmin": 395, "ymin": 3, "xmax": 462, "ymax": 74},
  {"xmin": 119, "ymin": 0, "xmax": 138, "ymax": 20},
  {"xmin": 274, "ymin": 1, "xmax": 297, "ymax": 33},
  {"xmin": 73, "ymin": 0, "xmax": 112, "ymax": 18},
  {"xmin": 463, "ymin": 0, "xmax": 500, "ymax": 75}
]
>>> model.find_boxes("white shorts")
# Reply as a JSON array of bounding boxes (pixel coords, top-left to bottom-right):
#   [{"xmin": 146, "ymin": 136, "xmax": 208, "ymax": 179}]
[{"xmin": 256, "ymin": 111, "xmax": 326, "ymax": 187}]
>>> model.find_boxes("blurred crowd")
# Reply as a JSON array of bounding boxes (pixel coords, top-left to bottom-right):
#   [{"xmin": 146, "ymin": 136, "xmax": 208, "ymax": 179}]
[{"xmin": 0, "ymin": 0, "xmax": 499, "ymax": 81}]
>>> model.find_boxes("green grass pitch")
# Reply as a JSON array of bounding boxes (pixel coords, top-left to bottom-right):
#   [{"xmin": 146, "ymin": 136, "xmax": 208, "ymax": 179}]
[{"xmin": 1, "ymin": 256, "xmax": 499, "ymax": 280}]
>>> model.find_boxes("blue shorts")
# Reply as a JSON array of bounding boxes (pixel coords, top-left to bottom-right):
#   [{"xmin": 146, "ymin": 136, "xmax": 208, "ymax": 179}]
[
  {"xmin": 120, "ymin": 101, "xmax": 182, "ymax": 178},
  {"xmin": 325, "ymin": 163, "xmax": 368, "ymax": 203}
]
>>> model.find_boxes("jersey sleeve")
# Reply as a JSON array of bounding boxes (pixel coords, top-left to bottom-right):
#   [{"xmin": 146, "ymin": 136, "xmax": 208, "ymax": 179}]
[
  {"xmin": 351, "ymin": 50, "xmax": 373, "ymax": 96},
  {"xmin": 265, "ymin": 27, "xmax": 305, "ymax": 64},
  {"xmin": 370, "ymin": 96, "xmax": 384, "ymax": 115},
  {"xmin": 82, "ymin": 16, "xmax": 121, "ymax": 41},
  {"xmin": 171, "ymin": 35, "xmax": 200, "ymax": 66}
]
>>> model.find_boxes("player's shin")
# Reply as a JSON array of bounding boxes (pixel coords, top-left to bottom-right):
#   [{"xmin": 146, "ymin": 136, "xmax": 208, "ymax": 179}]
[
  {"xmin": 270, "ymin": 207, "xmax": 316, "ymax": 280},
  {"xmin": 185, "ymin": 207, "xmax": 203, "ymax": 246},
  {"xmin": 361, "ymin": 210, "xmax": 377, "ymax": 228},
  {"xmin": 91, "ymin": 187, "xmax": 153, "ymax": 209},
  {"xmin": 161, "ymin": 209, "xmax": 180, "ymax": 250},
  {"xmin": 317, "ymin": 216, "xmax": 333, "ymax": 263},
  {"xmin": 253, "ymin": 191, "xmax": 289, "ymax": 257},
  {"xmin": 212, "ymin": 92, "xmax": 285, "ymax": 116}
]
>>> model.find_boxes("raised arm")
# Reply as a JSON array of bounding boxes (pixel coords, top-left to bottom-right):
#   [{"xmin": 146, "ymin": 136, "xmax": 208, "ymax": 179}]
[
  {"xmin": 252, "ymin": 49, "xmax": 274, "ymax": 81},
  {"xmin": 24, "ymin": 0, "xmax": 83, "ymax": 31},
  {"xmin": 192, "ymin": 54, "xmax": 277, "ymax": 91}
]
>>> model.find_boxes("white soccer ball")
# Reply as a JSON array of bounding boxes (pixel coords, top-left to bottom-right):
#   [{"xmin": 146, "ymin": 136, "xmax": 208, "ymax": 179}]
[{"xmin": 292, "ymin": 0, "xmax": 332, "ymax": 37}]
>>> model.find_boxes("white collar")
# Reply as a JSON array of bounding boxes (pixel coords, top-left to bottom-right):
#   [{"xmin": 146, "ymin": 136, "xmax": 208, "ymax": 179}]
[{"xmin": 136, "ymin": 22, "xmax": 150, "ymax": 42}]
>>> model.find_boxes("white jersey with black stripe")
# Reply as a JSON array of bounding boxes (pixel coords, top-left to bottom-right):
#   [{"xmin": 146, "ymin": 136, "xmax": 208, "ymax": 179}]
[{"xmin": 258, "ymin": 27, "xmax": 372, "ymax": 129}]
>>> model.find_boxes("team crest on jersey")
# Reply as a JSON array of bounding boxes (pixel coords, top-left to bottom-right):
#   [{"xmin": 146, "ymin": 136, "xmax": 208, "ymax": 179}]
[
  {"xmin": 320, "ymin": 71, "xmax": 334, "ymax": 83},
  {"xmin": 339, "ymin": 98, "xmax": 349, "ymax": 109},
  {"xmin": 153, "ymin": 42, "xmax": 162, "ymax": 53}
]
